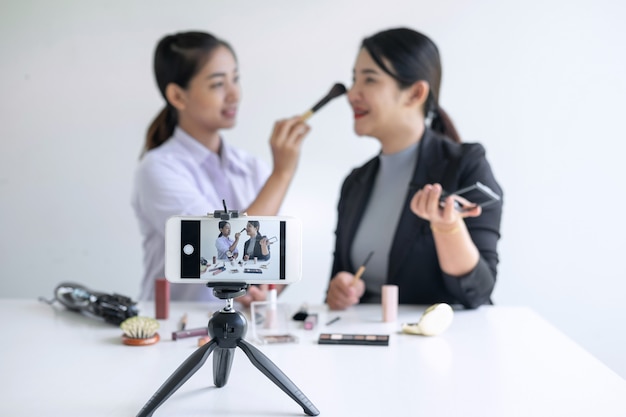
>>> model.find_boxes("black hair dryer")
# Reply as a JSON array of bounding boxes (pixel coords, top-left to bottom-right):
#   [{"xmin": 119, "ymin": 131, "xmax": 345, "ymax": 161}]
[{"xmin": 41, "ymin": 282, "xmax": 139, "ymax": 325}]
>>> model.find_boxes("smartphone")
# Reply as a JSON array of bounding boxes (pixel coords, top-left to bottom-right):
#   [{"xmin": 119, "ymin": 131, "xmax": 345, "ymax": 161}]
[
  {"xmin": 439, "ymin": 181, "xmax": 501, "ymax": 211},
  {"xmin": 165, "ymin": 215, "xmax": 302, "ymax": 284}
]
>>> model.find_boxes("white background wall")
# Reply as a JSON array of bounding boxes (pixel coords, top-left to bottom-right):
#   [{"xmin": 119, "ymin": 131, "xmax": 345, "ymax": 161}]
[{"xmin": 2, "ymin": 0, "xmax": 625, "ymax": 377}]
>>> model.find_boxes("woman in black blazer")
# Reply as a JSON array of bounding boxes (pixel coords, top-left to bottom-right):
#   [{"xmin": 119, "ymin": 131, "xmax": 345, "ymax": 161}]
[
  {"xmin": 243, "ymin": 220, "xmax": 270, "ymax": 261},
  {"xmin": 326, "ymin": 28, "xmax": 503, "ymax": 310}
]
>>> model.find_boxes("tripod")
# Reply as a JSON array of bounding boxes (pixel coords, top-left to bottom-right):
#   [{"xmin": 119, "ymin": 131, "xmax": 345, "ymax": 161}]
[{"xmin": 136, "ymin": 283, "xmax": 319, "ymax": 416}]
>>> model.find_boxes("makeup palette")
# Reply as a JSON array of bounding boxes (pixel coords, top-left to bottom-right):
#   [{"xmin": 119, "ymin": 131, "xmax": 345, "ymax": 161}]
[{"xmin": 318, "ymin": 333, "xmax": 389, "ymax": 346}]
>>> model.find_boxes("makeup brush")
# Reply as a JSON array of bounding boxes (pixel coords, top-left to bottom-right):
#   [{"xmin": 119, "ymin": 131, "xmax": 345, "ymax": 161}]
[
  {"xmin": 120, "ymin": 316, "xmax": 160, "ymax": 346},
  {"xmin": 301, "ymin": 83, "xmax": 347, "ymax": 120},
  {"xmin": 352, "ymin": 251, "xmax": 374, "ymax": 285}
]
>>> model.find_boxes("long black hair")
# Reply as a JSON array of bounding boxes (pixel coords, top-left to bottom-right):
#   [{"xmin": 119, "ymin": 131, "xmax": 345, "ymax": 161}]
[
  {"xmin": 218, "ymin": 221, "xmax": 230, "ymax": 238},
  {"xmin": 142, "ymin": 31, "xmax": 236, "ymax": 156},
  {"xmin": 362, "ymin": 28, "xmax": 461, "ymax": 143}
]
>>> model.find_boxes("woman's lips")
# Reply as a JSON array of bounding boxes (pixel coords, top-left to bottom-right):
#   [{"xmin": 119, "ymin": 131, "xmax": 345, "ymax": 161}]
[
  {"xmin": 353, "ymin": 108, "xmax": 368, "ymax": 119},
  {"xmin": 222, "ymin": 108, "xmax": 237, "ymax": 118}
]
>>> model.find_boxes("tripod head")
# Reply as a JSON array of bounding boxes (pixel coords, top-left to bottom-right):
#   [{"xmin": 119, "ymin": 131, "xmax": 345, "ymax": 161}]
[{"xmin": 207, "ymin": 282, "xmax": 249, "ymax": 301}]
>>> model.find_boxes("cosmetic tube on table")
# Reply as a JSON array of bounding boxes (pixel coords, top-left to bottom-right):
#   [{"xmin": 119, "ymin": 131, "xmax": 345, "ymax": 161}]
[{"xmin": 382, "ymin": 285, "xmax": 398, "ymax": 322}]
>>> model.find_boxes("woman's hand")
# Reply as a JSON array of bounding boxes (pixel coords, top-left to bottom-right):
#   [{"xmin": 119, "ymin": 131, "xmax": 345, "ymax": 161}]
[
  {"xmin": 410, "ymin": 183, "xmax": 481, "ymax": 230},
  {"xmin": 326, "ymin": 272, "xmax": 365, "ymax": 310},
  {"xmin": 237, "ymin": 284, "xmax": 268, "ymax": 308},
  {"xmin": 269, "ymin": 116, "xmax": 311, "ymax": 178}
]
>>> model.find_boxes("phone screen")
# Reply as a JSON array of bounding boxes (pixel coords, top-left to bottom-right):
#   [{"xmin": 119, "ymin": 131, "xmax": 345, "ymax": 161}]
[
  {"xmin": 440, "ymin": 181, "xmax": 500, "ymax": 211},
  {"xmin": 179, "ymin": 218, "xmax": 287, "ymax": 281}
]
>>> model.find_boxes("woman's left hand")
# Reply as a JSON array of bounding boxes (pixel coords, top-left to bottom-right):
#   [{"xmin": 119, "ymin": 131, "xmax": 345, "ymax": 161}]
[
  {"xmin": 237, "ymin": 284, "xmax": 269, "ymax": 308},
  {"xmin": 410, "ymin": 183, "xmax": 481, "ymax": 229}
]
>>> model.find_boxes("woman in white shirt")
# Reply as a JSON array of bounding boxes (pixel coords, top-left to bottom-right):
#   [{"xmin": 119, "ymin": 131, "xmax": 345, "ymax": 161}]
[
  {"xmin": 215, "ymin": 221, "xmax": 240, "ymax": 261},
  {"xmin": 132, "ymin": 31, "xmax": 310, "ymax": 303}
]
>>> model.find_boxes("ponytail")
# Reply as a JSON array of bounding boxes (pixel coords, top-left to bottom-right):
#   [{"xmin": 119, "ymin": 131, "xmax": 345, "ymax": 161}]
[
  {"xmin": 141, "ymin": 105, "xmax": 177, "ymax": 157},
  {"xmin": 430, "ymin": 106, "xmax": 461, "ymax": 144}
]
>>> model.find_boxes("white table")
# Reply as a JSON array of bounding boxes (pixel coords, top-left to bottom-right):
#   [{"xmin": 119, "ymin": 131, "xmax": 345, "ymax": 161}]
[{"xmin": 0, "ymin": 299, "xmax": 624, "ymax": 417}]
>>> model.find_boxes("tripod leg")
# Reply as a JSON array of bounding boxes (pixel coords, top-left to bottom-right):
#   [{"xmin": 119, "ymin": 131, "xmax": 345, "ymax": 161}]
[
  {"xmin": 213, "ymin": 347, "xmax": 236, "ymax": 387},
  {"xmin": 237, "ymin": 339, "xmax": 320, "ymax": 416},
  {"xmin": 136, "ymin": 339, "xmax": 218, "ymax": 417}
]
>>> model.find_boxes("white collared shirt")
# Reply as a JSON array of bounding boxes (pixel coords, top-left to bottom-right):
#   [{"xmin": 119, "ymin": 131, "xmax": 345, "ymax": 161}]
[{"xmin": 132, "ymin": 127, "xmax": 270, "ymax": 301}]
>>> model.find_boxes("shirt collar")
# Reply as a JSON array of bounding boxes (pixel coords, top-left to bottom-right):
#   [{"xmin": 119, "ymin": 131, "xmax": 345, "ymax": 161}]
[
  {"xmin": 172, "ymin": 126, "xmax": 247, "ymax": 175},
  {"xmin": 172, "ymin": 126, "xmax": 215, "ymax": 164}
]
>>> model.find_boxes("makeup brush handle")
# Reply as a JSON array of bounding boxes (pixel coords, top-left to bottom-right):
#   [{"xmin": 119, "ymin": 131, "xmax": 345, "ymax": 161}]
[
  {"xmin": 300, "ymin": 109, "xmax": 314, "ymax": 121},
  {"xmin": 352, "ymin": 266, "xmax": 366, "ymax": 285}
]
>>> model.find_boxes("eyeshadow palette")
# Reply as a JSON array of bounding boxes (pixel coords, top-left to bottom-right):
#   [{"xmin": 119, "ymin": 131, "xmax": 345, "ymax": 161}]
[{"xmin": 318, "ymin": 333, "xmax": 389, "ymax": 346}]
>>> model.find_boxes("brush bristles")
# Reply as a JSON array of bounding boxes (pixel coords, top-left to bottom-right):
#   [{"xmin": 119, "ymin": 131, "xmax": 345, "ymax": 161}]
[
  {"xmin": 310, "ymin": 83, "xmax": 347, "ymax": 112},
  {"xmin": 120, "ymin": 316, "xmax": 160, "ymax": 339},
  {"xmin": 328, "ymin": 83, "xmax": 347, "ymax": 98}
]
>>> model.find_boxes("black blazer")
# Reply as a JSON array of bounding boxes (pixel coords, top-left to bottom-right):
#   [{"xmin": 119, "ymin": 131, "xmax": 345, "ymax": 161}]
[
  {"xmin": 330, "ymin": 128, "xmax": 503, "ymax": 309},
  {"xmin": 243, "ymin": 236, "xmax": 270, "ymax": 261}
]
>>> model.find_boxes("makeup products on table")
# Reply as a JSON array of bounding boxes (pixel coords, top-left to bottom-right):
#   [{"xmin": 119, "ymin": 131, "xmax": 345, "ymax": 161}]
[
  {"xmin": 264, "ymin": 284, "xmax": 278, "ymax": 330},
  {"xmin": 197, "ymin": 335, "xmax": 212, "ymax": 347},
  {"xmin": 318, "ymin": 333, "xmax": 389, "ymax": 346},
  {"xmin": 303, "ymin": 314, "xmax": 318, "ymax": 330},
  {"xmin": 381, "ymin": 285, "xmax": 399, "ymax": 322},
  {"xmin": 179, "ymin": 313, "xmax": 188, "ymax": 331},
  {"xmin": 172, "ymin": 326, "xmax": 209, "ymax": 341},
  {"xmin": 325, "ymin": 316, "xmax": 341, "ymax": 326},
  {"xmin": 301, "ymin": 83, "xmax": 347, "ymax": 121},
  {"xmin": 155, "ymin": 278, "xmax": 170, "ymax": 319},
  {"xmin": 259, "ymin": 334, "xmax": 298, "ymax": 344},
  {"xmin": 292, "ymin": 304, "xmax": 309, "ymax": 321},
  {"xmin": 250, "ymin": 293, "xmax": 293, "ymax": 343},
  {"xmin": 352, "ymin": 251, "xmax": 374, "ymax": 285},
  {"xmin": 120, "ymin": 316, "xmax": 160, "ymax": 346},
  {"xmin": 401, "ymin": 303, "xmax": 454, "ymax": 336}
]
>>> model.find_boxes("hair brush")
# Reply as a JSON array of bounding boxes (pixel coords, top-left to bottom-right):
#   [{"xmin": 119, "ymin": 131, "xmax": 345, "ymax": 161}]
[{"xmin": 120, "ymin": 316, "xmax": 160, "ymax": 346}]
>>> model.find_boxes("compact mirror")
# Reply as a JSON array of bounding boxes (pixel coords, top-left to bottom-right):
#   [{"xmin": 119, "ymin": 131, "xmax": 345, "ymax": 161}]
[{"xmin": 401, "ymin": 303, "xmax": 454, "ymax": 336}]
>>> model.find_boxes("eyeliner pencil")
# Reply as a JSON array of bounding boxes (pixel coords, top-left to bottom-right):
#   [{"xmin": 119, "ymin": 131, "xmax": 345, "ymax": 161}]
[
  {"xmin": 179, "ymin": 313, "xmax": 188, "ymax": 331},
  {"xmin": 352, "ymin": 251, "xmax": 374, "ymax": 285}
]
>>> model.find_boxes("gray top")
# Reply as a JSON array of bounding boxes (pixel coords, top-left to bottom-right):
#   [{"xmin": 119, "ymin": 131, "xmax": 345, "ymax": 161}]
[{"xmin": 350, "ymin": 142, "xmax": 419, "ymax": 302}]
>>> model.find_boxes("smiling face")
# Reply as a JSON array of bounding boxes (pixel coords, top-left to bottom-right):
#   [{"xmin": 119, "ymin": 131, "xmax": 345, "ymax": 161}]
[
  {"xmin": 348, "ymin": 48, "xmax": 422, "ymax": 146},
  {"xmin": 174, "ymin": 45, "xmax": 240, "ymax": 134},
  {"xmin": 246, "ymin": 222, "xmax": 258, "ymax": 237},
  {"xmin": 220, "ymin": 222, "xmax": 231, "ymax": 237}
]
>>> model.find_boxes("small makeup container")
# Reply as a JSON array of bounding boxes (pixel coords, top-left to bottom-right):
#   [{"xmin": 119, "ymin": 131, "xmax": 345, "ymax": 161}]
[
  {"xmin": 155, "ymin": 278, "xmax": 170, "ymax": 320},
  {"xmin": 303, "ymin": 314, "xmax": 318, "ymax": 330},
  {"xmin": 250, "ymin": 299, "xmax": 294, "ymax": 344},
  {"xmin": 382, "ymin": 284, "xmax": 398, "ymax": 322}
]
